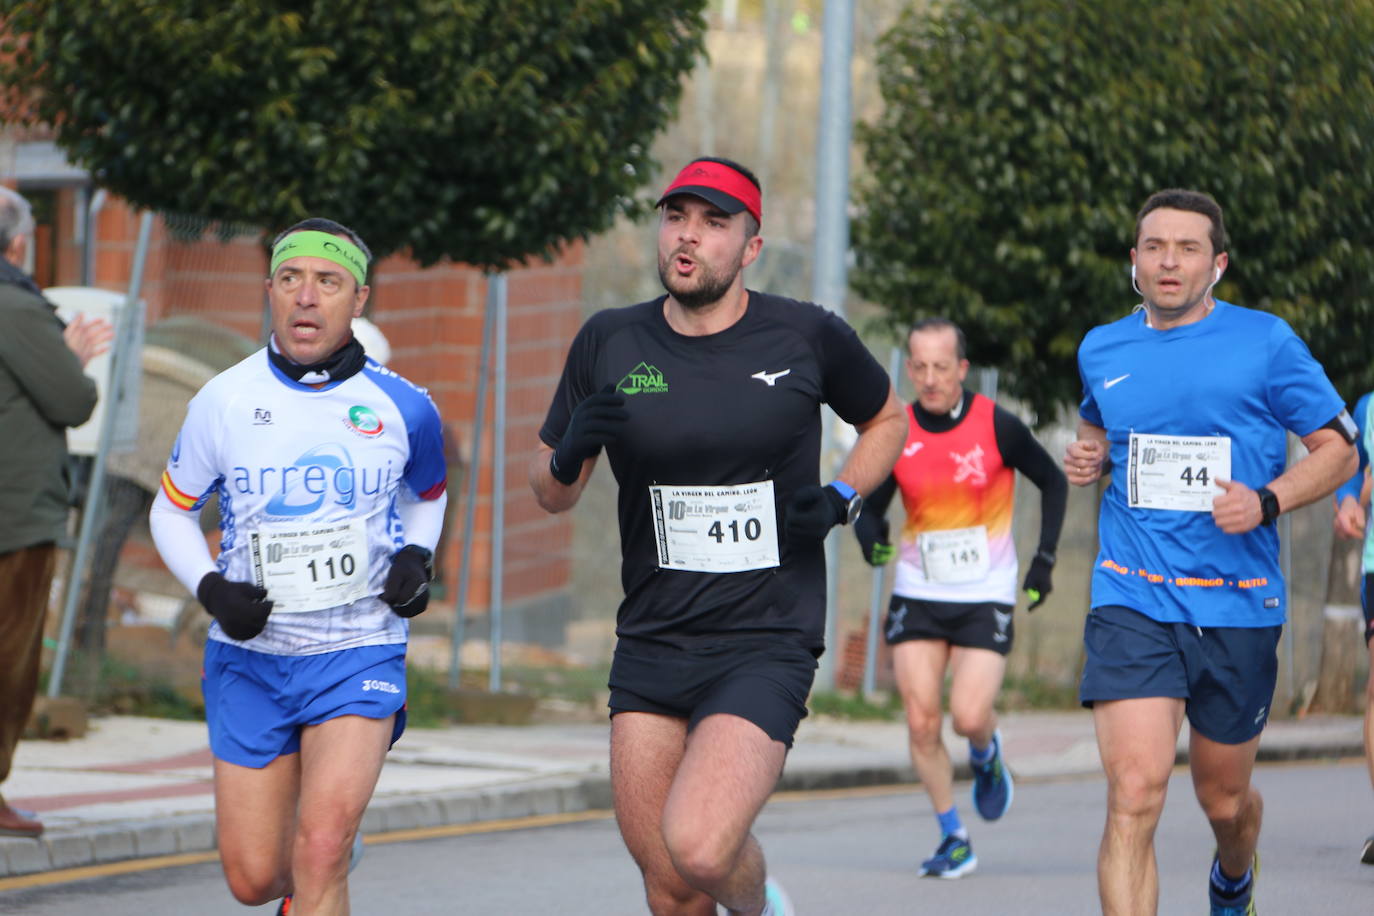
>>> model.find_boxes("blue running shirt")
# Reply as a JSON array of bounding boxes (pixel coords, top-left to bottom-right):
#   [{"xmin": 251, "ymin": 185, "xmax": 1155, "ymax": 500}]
[{"xmin": 1078, "ymin": 301, "xmax": 1342, "ymax": 627}]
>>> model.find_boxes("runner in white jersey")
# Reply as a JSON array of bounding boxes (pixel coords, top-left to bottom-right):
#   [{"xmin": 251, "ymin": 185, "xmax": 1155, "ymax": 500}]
[{"xmin": 149, "ymin": 218, "xmax": 447, "ymax": 916}]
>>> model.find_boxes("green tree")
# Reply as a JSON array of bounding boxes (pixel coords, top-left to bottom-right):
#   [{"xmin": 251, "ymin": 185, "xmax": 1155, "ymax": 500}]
[
  {"xmin": 852, "ymin": 0, "xmax": 1374, "ymax": 423},
  {"xmin": 2, "ymin": 0, "xmax": 706, "ymax": 266}
]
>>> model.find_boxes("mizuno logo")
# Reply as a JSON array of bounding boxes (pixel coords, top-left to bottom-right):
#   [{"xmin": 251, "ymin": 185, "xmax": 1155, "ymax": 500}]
[
  {"xmin": 903, "ymin": 441, "xmax": 925, "ymax": 457},
  {"xmin": 1104, "ymin": 374, "xmax": 1130, "ymax": 389},
  {"xmin": 751, "ymin": 369, "xmax": 791, "ymax": 387}
]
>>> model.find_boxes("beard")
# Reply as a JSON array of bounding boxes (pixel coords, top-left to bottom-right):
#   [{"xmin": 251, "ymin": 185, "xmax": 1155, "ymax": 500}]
[{"xmin": 658, "ymin": 249, "xmax": 742, "ymax": 311}]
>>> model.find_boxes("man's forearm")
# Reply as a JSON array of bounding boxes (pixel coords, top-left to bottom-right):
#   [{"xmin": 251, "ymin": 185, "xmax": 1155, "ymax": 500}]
[
  {"xmin": 529, "ymin": 443, "xmax": 589, "ymax": 513},
  {"xmin": 1269, "ymin": 428, "xmax": 1356, "ymax": 514},
  {"xmin": 834, "ymin": 388, "xmax": 907, "ymax": 496}
]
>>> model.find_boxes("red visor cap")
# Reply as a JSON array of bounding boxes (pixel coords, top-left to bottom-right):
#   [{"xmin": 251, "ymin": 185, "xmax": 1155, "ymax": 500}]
[{"xmin": 655, "ymin": 161, "xmax": 762, "ymax": 226}]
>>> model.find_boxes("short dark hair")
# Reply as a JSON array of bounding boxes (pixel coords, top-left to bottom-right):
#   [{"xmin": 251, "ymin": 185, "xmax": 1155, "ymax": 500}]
[
  {"xmin": 271, "ymin": 217, "xmax": 374, "ymax": 275},
  {"xmin": 909, "ymin": 317, "xmax": 966, "ymax": 360},
  {"xmin": 688, "ymin": 156, "xmax": 761, "ymax": 239},
  {"xmin": 1134, "ymin": 189, "xmax": 1227, "ymax": 256}
]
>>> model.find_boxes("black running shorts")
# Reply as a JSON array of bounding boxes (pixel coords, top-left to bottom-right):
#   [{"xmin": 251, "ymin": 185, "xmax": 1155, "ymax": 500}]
[
  {"xmin": 608, "ymin": 638, "xmax": 818, "ymax": 747},
  {"xmin": 883, "ymin": 595, "xmax": 1015, "ymax": 656}
]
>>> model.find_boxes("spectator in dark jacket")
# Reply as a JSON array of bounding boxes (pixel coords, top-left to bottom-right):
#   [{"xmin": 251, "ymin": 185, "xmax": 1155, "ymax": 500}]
[{"xmin": 0, "ymin": 185, "xmax": 110, "ymax": 837}]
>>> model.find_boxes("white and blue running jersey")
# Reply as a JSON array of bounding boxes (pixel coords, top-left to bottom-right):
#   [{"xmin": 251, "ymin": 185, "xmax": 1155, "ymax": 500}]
[
  {"xmin": 1078, "ymin": 301, "xmax": 1343, "ymax": 628},
  {"xmin": 161, "ymin": 350, "xmax": 446, "ymax": 655}
]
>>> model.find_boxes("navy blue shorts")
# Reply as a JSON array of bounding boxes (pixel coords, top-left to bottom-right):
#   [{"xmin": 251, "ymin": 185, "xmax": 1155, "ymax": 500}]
[
  {"xmin": 608, "ymin": 639, "xmax": 817, "ymax": 748},
  {"xmin": 1362, "ymin": 574, "xmax": 1374, "ymax": 644},
  {"xmin": 1079, "ymin": 605, "xmax": 1281, "ymax": 745},
  {"xmin": 884, "ymin": 595, "xmax": 1014, "ymax": 655},
  {"xmin": 203, "ymin": 641, "xmax": 408, "ymax": 768}
]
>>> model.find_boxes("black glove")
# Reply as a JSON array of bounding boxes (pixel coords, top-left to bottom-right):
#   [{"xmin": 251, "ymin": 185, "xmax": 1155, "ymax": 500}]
[
  {"xmin": 197, "ymin": 572, "xmax": 273, "ymax": 641},
  {"xmin": 380, "ymin": 545, "xmax": 434, "ymax": 618},
  {"xmin": 854, "ymin": 513, "xmax": 895, "ymax": 567},
  {"xmin": 550, "ymin": 384, "xmax": 629, "ymax": 485},
  {"xmin": 1022, "ymin": 553, "xmax": 1055, "ymax": 611},
  {"xmin": 784, "ymin": 484, "xmax": 848, "ymax": 546}
]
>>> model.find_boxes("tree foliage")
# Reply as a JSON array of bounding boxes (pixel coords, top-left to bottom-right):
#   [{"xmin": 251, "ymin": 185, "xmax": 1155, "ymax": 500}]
[
  {"xmin": 853, "ymin": 0, "xmax": 1374, "ymax": 421},
  {"xmin": 2, "ymin": 1, "xmax": 706, "ymax": 267}
]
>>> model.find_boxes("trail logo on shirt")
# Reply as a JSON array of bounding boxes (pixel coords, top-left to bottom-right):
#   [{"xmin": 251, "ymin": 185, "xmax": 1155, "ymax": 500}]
[
  {"xmin": 345, "ymin": 405, "xmax": 384, "ymax": 437},
  {"xmin": 617, "ymin": 362, "xmax": 668, "ymax": 395}
]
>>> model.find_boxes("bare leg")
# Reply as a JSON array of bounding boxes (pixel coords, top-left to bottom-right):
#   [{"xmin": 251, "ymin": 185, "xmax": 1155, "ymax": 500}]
[
  {"xmin": 947, "ymin": 645, "xmax": 1008, "ymax": 750},
  {"xmin": 660, "ymin": 713, "xmax": 788, "ymax": 916},
  {"xmin": 1094, "ymin": 697, "xmax": 1185, "ymax": 916},
  {"xmin": 1190, "ymin": 729, "xmax": 1262, "ymax": 882},
  {"xmin": 891, "ymin": 640, "xmax": 955, "ymax": 814},
  {"xmin": 214, "ymin": 755, "xmax": 301, "ymax": 905},
  {"xmin": 289, "ymin": 714, "xmax": 393, "ymax": 916},
  {"xmin": 1366, "ymin": 637, "xmax": 1374, "ymax": 797},
  {"xmin": 611, "ymin": 712, "xmax": 715, "ymax": 916}
]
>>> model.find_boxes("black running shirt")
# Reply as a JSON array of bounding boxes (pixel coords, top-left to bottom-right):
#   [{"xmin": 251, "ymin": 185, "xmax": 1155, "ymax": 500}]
[{"xmin": 540, "ymin": 291, "xmax": 890, "ymax": 653}]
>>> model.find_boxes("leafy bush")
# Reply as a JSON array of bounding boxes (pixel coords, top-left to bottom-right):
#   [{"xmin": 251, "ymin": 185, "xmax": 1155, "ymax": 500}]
[
  {"xmin": 854, "ymin": 0, "xmax": 1374, "ymax": 418},
  {"xmin": 3, "ymin": 1, "xmax": 707, "ymax": 267}
]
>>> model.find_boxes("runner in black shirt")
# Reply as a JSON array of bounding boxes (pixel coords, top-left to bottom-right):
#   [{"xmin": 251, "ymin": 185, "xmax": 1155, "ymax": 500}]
[{"xmin": 531, "ymin": 157, "xmax": 905, "ymax": 916}]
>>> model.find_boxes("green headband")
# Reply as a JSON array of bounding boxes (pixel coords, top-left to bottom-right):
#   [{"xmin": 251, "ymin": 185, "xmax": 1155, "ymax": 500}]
[{"xmin": 270, "ymin": 230, "xmax": 368, "ymax": 287}]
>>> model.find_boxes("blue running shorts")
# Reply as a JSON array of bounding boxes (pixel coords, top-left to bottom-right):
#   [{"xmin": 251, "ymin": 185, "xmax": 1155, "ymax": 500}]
[
  {"xmin": 1079, "ymin": 604, "xmax": 1281, "ymax": 745},
  {"xmin": 203, "ymin": 641, "xmax": 408, "ymax": 768},
  {"xmin": 608, "ymin": 638, "xmax": 818, "ymax": 747}
]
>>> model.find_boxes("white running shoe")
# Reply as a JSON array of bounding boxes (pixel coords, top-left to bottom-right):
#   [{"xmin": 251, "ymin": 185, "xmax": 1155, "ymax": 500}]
[{"xmin": 762, "ymin": 877, "xmax": 795, "ymax": 916}]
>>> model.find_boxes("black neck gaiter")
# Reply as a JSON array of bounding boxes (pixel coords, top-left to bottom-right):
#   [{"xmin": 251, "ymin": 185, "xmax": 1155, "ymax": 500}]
[{"xmin": 268, "ymin": 335, "xmax": 367, "ymax": 385}]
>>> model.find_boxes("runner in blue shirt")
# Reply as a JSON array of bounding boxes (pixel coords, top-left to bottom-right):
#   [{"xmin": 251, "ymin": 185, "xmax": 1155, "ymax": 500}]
[
  {"xmin": 1064, "ymin": 189, "xmax": 1356, "ymax": 916},
  {"xmin": 1332, "ymin": 391, "xmax": 1374, "ymax": 865}
]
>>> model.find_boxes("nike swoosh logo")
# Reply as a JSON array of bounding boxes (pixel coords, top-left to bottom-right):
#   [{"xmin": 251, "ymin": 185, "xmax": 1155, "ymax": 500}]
[
  {"xmin": 751, "ymin": 369, "xmax": 791, "ymax": 387},
  {"xmin": 903, "ymin": 441, "xmax": 924, "ymax": 457},
  {"xmin": 1104, "ymin": 374, "xmax": 1130, "ymax": 389}
]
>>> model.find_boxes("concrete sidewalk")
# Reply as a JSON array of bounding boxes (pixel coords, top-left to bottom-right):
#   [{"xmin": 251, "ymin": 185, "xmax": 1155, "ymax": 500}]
[{"xmin": 0, "ymin": 711, "xmax": 1363, "ymax": 879}]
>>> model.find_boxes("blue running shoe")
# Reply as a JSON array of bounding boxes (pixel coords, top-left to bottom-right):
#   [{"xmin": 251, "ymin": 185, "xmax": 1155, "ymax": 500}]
[
  {"xmin": 1209, "ymin": 853, "xmax": 1258, "ymax": 916},
  {"xmin": 762, "ymin": 877, "xmax": 795, "ymax": 916},
  {"xmin": 970, "ymin": 730, "xmax": 1014, "ymax": 821},
  {"xmin": 918, "ymin": 833, "xmax": 977, "ymax": 879}
]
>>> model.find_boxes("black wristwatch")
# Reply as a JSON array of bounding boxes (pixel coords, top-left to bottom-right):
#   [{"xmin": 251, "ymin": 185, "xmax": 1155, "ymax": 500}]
[
  {"xmin": 1034, "ymin": 549, "xmax": 1056, "ymax": 566},
  {"xmin": 1255, "ymin": 487, "xmax": 1281, "ymax": 526},
  {"xmin": 829, "ymin": 480, "xmax": 863, "ymax": 525}
]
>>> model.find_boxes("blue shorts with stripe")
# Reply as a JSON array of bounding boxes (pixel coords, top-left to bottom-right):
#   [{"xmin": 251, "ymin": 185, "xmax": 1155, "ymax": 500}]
[
  {"xmin": 1079, "ymin": 604, "xmax": 1281, "ymax": 745},
  {"xmin": 203, "ymin": 641, "xmax": 408, "ymax": 768}
]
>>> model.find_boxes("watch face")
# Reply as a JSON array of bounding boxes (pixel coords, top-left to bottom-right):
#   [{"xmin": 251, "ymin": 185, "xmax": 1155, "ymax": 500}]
[{"xmin": 846, "ymin": 495, "xmax": 863, "ymax": 525}]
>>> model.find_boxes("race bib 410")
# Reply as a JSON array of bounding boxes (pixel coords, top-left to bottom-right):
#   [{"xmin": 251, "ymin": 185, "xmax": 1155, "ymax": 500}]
[{"xmin": 649, "ymin": 481, "xmax": 780, "ymax": 573}]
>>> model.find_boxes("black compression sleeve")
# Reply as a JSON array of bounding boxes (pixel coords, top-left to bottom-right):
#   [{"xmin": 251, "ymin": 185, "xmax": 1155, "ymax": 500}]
[
  {"xmin": 992, "ymin": 405, "xmax": 1068, "ymax": 556},
  {"xmin": 861, "ymin": 473, "xmax": 898, "ymax": 520}
]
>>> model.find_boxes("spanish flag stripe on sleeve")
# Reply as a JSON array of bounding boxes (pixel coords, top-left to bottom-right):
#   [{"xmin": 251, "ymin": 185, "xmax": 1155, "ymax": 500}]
[{"xmin": 161, "ymin": 471, "xmax": 200, "ymax": 511}]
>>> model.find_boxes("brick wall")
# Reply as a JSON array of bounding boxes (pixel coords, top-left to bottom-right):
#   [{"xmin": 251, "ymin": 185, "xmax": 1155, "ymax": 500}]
[{"xmin": 45, "ymin": 194, "xmax": 580, "ymax": 627}]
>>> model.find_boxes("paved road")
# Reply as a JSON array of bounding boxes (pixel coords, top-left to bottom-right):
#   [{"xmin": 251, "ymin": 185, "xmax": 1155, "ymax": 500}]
[{"xmin": 3, "ymin": 761, "xmax": 1370, "ymax": 914}]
